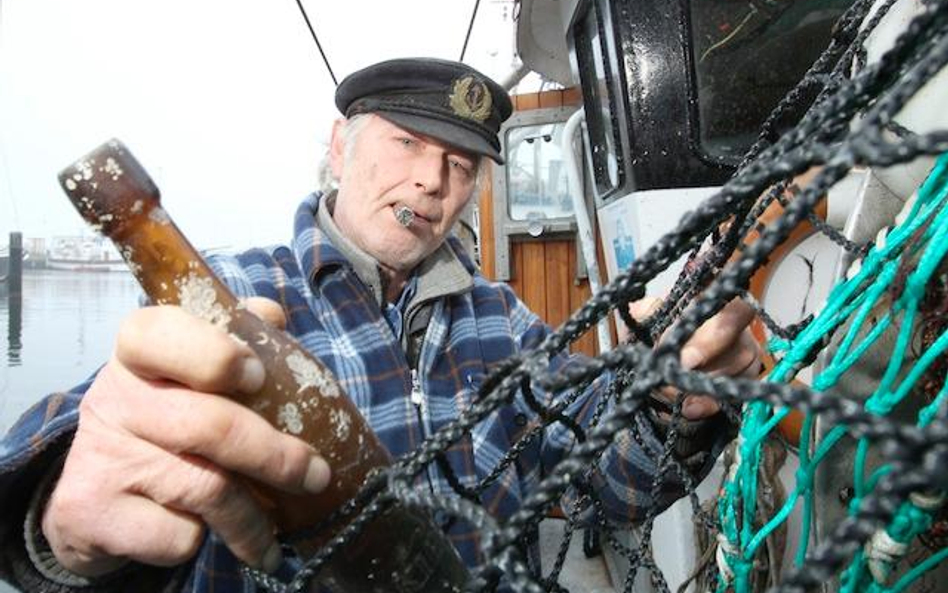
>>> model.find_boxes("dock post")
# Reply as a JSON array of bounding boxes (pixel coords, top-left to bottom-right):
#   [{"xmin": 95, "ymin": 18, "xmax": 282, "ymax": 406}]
[
  {"xmin": 8, "ymin": 232, "xmax": 23, "ymax": 297},
  {"xmin": 6, "ymin": 232, "xmax": 23, "ymax": 364}
]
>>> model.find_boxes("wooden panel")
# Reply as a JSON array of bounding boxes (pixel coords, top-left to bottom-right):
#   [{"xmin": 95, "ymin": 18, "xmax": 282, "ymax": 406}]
[
  {"xmin": 521, "ymin": 241, "xmax": 548, "ymax": 320},
  {"xmin": 568, "ymin": 243, "xmax": 597, "ymax": 357},
  {"xmin": 477, "ymin": 167, "xmax": 496, "ymax": 277},
  {"xmin": 538, "ymin": 90, "xmax": 564, "ymax": 109},
  {"xmin": 562, "ymin": 87, "xmax": 583, "ymax": 106},
  {"xmin": 545, "ymin": 241, "xmax": 572, "ymax": 329},
  {"xmin": 513, "ymin": 93, "xmax": 541, "ymax": 111},
  {"xmin": 506, "ymin": 240, "xmax": 524, "ymax": 298}
]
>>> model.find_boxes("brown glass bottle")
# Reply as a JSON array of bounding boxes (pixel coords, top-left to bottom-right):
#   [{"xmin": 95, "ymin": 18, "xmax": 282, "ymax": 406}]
[{"xmin": 58, "ymin": 139, "xmax": 468, "ymax": 592}]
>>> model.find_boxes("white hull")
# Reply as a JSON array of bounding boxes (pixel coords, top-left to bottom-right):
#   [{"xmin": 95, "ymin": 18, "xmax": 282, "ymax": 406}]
[{"xmin": 45, "ymin": 259, "xmax": 128, "ymax": 273}]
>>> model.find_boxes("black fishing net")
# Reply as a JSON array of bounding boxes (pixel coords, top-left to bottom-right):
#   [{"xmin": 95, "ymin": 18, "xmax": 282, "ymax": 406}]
[{"xmin": 246, "ymin": 1, "xmax": 948, "ymax": 591}]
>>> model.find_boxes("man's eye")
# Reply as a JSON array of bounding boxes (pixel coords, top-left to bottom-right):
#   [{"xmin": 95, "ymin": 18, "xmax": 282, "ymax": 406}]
[
  {"xmin": 450, "ymin": 160, "xmax": 473, "ymax": 176},
  {"xmin": 398, "ymin": 137, "xmax": 416, "ymax": 147}
]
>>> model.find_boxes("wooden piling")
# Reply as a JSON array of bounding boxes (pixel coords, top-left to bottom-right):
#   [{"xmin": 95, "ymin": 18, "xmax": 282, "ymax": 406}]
[{"xmin": 7, "ymin": 232, "xmax": 23, "ymax": 297}]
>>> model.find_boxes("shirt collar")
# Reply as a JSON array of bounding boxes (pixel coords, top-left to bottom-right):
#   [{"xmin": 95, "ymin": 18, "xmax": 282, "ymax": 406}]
[
  {"xmin": 292, "ymin": 192, "xmax": 475, "ymax": 309},
  {"xmin": 316, "ymin": 192, "xmax": 389, "ymax": 305}
]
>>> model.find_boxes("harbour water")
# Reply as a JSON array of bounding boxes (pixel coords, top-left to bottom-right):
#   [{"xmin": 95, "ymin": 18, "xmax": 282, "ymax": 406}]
[
  {"xmin": 1, "ymin": 270, "xmax": 141, "ymax": 433},
  {"xmin": 1, "ymin": 269, "xmax": 139, "ymax": 593}
]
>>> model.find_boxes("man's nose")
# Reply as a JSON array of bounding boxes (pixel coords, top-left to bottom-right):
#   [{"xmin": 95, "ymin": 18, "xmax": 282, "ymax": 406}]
[{"xmin": 413, "ymin": 153, "xmax": 445, "ymax": 195}]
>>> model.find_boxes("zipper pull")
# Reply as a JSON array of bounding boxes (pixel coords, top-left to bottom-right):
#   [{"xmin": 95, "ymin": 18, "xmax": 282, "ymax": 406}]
[{"xmin": 410, "ymin": 369, "xmax": 424, "ymax": 407}]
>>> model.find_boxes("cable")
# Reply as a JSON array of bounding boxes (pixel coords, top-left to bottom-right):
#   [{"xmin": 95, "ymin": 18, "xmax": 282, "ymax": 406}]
[
  {"xmin": 293, "ymin": 0, "xmax": 337, "ymax": 86},
  {"xmin": 459, "ymin": 0, "xmax": 482, "ymax": 62}
]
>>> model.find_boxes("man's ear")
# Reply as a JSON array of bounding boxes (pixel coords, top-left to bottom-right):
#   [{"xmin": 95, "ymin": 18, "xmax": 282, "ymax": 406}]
[{"xmin": 329, "ymin": 118, "xmax": 347, "ymax": 179}]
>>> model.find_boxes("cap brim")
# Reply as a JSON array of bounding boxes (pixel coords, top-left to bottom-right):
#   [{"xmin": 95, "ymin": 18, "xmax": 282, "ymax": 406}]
[{"xmin": 377, "ymin": 111, "xmax": 505, "ymax": 165}]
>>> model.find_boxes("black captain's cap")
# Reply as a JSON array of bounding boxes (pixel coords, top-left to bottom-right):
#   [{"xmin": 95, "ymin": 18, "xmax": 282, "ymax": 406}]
[{"xmin": 335, "ymin": 58, "xmax": 513, "ymax": 164}]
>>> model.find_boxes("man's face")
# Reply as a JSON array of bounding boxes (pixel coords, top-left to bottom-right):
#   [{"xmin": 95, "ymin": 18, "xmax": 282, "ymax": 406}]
[{"xmin": 330, "ymin": 114, "xmax": 479, "ymax": 273}]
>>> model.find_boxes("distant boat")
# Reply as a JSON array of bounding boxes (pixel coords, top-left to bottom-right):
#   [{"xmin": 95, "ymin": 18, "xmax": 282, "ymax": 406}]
[{"xmin": 45, "ymin": 236, "xmax": 127, "ymax": 273}]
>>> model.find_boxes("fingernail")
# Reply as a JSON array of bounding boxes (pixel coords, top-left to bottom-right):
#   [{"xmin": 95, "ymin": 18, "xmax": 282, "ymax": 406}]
[
  {"xmin": 237, "ymin": 357, "xmax": 265, "ymax": 394},
  {"xmin": 681, "ymin": 347, "xmax": 703, "ymax": 370},
  {"xmin": 629, "ymin": 301, "xmax": 647, "ymax": 320},
  {"xmin": 682, "ymin": 399, "xmax": 701, "ymax": 419},
  {"xmin": 303, "ymin": 456, "xmax": 331, "ymax": 494},
  {"xmin": 261, "ymin": 541, "xmax": 283, "ymax": 574},
  {"xmin": 683, "ymin": 398, "xmax": 716, "ymax": 420}
]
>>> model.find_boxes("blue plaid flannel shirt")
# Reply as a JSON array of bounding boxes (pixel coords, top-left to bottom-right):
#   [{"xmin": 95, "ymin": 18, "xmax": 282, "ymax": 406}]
[{"xmin": 0, "ymin": 194, "xmax": 717, "ymax": 592}]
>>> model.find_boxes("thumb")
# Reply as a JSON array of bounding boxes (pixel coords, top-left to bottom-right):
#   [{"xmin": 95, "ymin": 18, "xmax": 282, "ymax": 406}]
[
  {"xmin": 241, "ymin": 297, "xmax": 287, "ymax": 331},
  {"xmin": 618, "ymin": 297, "xmax": 664, "ymax": 343},
  {"xmin": 629, "ymin": 296, "xmax": 663, "ymax": 322}
]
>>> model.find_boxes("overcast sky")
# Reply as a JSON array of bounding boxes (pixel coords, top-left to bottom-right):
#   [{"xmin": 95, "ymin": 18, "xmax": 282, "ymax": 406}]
[{"xmin": 0, "ymin": 0, "xmax": 520, "ymax": 250}]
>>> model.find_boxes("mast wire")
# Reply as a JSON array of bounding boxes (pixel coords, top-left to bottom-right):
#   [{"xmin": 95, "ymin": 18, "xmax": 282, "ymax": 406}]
[
  {"xmin": 293, "ymin": 0, "xmax": 338, "ymax": 86},
  {"xmin": 459, "ymin": 0, "xmax": 482, "ymax": 62}
]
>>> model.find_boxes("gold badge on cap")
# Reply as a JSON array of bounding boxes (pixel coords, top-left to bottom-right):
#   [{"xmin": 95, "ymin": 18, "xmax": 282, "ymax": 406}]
[{"xmin": 449, "ymin": 76, "xmax": 492, "ymax": 123}]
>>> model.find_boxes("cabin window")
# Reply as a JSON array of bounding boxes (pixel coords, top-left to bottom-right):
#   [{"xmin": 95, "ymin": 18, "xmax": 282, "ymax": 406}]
[
  {"xmin": 689, "ymin": 0, "xmax": 852, "ymax": 161},
  {"xmin": 573, "ymin": 1, "xmax": 624, "ymax": 198},
  {"xmin": 505, "ymin": 122, "xmax": 575, "ymax": 222},
  {"xmin": 491, "ymin": 106, "xmax": 586, "ymax": 281}
]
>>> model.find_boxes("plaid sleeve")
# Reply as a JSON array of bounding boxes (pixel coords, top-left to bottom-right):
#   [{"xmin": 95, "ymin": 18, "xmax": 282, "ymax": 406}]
[
  {"xmin": 498, "ymin": 284, "xmax": 727, "ymax": 526},
  {"xmin": 205, "ymin": 252, "xmax": 260, "ymax": 299},
  {"xmin": 0, "ymin": 378, "xmax": 89, "ymax": 590}
]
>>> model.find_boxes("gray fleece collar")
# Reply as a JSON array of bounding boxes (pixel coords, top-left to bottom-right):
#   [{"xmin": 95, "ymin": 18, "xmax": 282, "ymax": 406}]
[{"xmin": 315, "ymin": 193, "xmax": 473, "ymax": 308}]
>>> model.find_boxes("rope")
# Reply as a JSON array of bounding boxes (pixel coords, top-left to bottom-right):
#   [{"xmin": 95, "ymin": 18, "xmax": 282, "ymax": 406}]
[{"xmin": 238, "ymin": 1, "xmax": 948, "ymax": 592}]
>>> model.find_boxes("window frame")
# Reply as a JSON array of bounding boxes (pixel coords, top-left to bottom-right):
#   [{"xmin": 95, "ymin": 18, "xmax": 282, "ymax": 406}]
[{"xmin": 491, "ymin": 105, "xmax": 588, "ymax": 281}]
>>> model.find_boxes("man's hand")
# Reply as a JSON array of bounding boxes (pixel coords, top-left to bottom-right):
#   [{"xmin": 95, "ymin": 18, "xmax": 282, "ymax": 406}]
[
  {"xmin": 628, "ymin": 297, "xmax": 761, "ymax": 420},
  {"xmin": 42, "ymin": 298, "xmax": 331, "ymax": 576}
]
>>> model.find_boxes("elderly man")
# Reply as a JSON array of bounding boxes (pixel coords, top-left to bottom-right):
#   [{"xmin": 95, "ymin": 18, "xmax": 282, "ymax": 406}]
[{"xmin": 0, "ymin": 58, "xmax": 758, "ymax": 592}]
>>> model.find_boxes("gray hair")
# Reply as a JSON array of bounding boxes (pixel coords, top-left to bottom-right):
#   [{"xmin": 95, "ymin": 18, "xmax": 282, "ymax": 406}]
[{"xmin": 316, "ymin": 114, "xmax": 372, "ymax": 194}]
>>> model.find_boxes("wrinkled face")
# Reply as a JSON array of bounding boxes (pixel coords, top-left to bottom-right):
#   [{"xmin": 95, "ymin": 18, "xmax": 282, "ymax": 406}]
[{"xmin": 330, "ymin": 114, "xmax": 479, "ymax": 273}]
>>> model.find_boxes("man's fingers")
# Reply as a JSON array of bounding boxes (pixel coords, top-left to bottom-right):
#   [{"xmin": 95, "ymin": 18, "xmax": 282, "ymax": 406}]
[
  {"xmin": 116, "ymin": 306, "xmax": 264, "ymax": 395},
  {"xmin": 243, "ymin": 297, "xmax": 287, "ymax": 331},
  {"xmin": 90, "ymin": 365, "xmax": 329, "ymax": 493},
  {"xmin": 643, "ymin": 297, "xmax": 759, "ymax": 420},
  {"xmin": 44, "ymin": 424, "xmax": 208, "ymax": 576},
  {"xmin": 117, "ymin": 300, "xmax": 288, "ymax": 394},
  {"xmin": 134, "ymin": 453, "xmax": 282, "ymax": 572},
  {"xmin": 619, "ymin": 297, "xmax": 664, "ymax": 343},
  {"xmin": 91, "ymin": 497, "xmax": 206, "ymax": 570},
  {"xmin": 681, "ymin": 396, "xmax": 719, "ymax": 420},
  {"xmin": 676, "ymin": 305, "xmax": 759, "ymax": 420},
  {"xmin": 629, "ymin": 297, "xmax": 663, "ymax": 322},
  {"xmin": 45, "ymin": 491, "xmax": 205, "ymax": 575},
  {"xmin": 699, "ymin": 329, "xmax": 761, "ymax": 378},
  {"xmin": 665, "ymin": 329, "xmax": 759, "ymax": 420},
  {"xmin": 680, "ymin": 298, "xmax": 757, "ymax": 370},
  {"xmin": 80, "ymin": 299, "xmax": 315, "ymax": 574},
  {"xmin": 88, "ymin": 363, "xmax": 331, "ymax": 496},
  {"xmin": 54, "ymin": 450, "xmax": 281, "ymax": 573}
]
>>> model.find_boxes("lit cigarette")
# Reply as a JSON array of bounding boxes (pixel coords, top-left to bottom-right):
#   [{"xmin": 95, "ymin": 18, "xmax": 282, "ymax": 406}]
[{"xmin": 394, "ymin": 205, "xmax": 415, "ymax": 228}]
